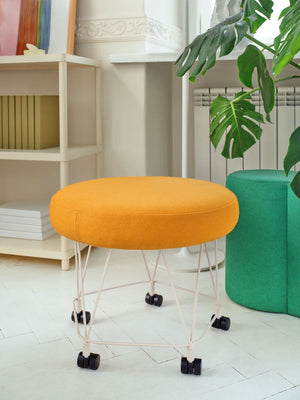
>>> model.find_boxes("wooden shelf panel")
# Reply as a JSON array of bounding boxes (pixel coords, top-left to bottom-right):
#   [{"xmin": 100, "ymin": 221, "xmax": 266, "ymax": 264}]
[
  {"xmin": 0, "ymin": 54, "xmax": 101, "ymax": 70},
  {"xmin": 0, "ymin": 233, "xmax": 87, "ymax": 260},
  {"xmin": 1, "ymin": 233, "xmax": 64, "ymax": 259},
  {"xmin": 0, "ymin": 144, "xmax": 103, "ymax": 161}
]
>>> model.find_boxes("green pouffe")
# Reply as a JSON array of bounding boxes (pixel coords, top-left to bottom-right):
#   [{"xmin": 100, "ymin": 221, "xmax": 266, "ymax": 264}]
[{"xmin": 226, "ymin": 169, "xmax": 300, "ymax": 317}]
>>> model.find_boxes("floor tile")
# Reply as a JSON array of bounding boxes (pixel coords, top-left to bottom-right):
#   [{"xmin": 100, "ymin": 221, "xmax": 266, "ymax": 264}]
[
  {"xmin": 265, "ymin": 386, "xmax": 300, "ymax": 399},
  {"xmin": 198, "ymin": 371, "xmax": 292, "ymax": 400},
  {"xmin": 0, "ymin": 247, "xmax": 300, "ymax": 400}
]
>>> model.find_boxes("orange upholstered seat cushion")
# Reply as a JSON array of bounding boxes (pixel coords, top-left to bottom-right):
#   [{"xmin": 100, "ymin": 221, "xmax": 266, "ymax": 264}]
[{"xmin": 49, "ymin": 177, "xmax": 239, "ymax": 250}]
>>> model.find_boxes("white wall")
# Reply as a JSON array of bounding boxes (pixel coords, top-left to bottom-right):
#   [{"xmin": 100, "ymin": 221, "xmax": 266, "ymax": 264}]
[
  {"xmin": 199, "ymin": 0, "xmax": 215, "ymax": 33},
  {"xmin": 145, "ymin": 63, "xmax": 172, "ymax": 176},
  {"xmin": 145, "ymin": 0, "xmax": 182, "ymax": 27},
  {"xmin": 77, "ymin": 0, "xmax": 145, "ymax": 19},
  {"xmin": 75, "ymin": 0, "xmax": 180, "ymax": 177}
]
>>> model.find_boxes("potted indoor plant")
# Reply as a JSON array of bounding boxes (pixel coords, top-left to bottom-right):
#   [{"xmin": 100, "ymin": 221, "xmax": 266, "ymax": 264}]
[{"xmin": 175, "ymin": 0, "xmax": 300, "ymax": 197}]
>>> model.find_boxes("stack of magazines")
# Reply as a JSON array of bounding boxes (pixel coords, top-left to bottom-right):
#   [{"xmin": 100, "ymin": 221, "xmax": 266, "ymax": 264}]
[{"xmin": 0, "ymin": 201, "xmax": 55, "ymax": 240}]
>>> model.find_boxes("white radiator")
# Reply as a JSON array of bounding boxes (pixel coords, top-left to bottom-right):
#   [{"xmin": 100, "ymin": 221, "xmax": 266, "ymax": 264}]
[{"xmin": 194, "ymin": 87, "xmax": 300, "ymax": 185}]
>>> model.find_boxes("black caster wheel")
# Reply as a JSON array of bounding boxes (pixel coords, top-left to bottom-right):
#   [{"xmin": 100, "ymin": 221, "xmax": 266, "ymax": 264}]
[
  {"xmin": 211, "ymin": 314, "xmax": 231, "ymax": 331},
  {"xmin": 153, "ymin": 294, "xmax": 163, "ymax": 307},
  {"xmin": 145, "ymin": 292, "xmax": 163, "ymax": 307},
  {"xmin": 181, "ymin": 357, "xmax": 202, "ymax": 375},
  {"xmin": 145, "ymin": 292, "xmax": 152, "ymax": 305},
  {"xmin": 71, "ymin": 310, "xmax": 91, "ymax": 324},
  {"xmin": 77, "ymin": 351, "xmax": 100, "ymax": 370}
]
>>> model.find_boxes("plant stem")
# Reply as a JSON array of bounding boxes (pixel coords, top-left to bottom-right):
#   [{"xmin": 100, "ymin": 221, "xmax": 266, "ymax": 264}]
[
  {"xmin": 233, "ymin": 75, "xmax": 300, "ymax": 103},
  {"xmin": 244, "ymin": 33, "xmax": 276, "ymax": 54},
  {"xmin": 244, "ymin": 33, "xmax": 300, "ymax": 71},
  {"xmin": 275, "ymin": 75, "xmax": 300, "ymax": 83},
  {"xmin": 233, "ymin": 87, "xmax": 259, "ymax": 102}
]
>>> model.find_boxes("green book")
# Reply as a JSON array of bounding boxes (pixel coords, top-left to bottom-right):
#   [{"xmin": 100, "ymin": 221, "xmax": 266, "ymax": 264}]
[
  {"xmin": 2, "ymin": 96, "xmax": 9, "ymax": 149},
  {"xmin": 8, "ymin": 96, "xmax": 16, "ymax": 149},
  {"xmin": 0, "ymin": 97, "xmax": 2, "ymax": 148},
  {"xmin": 15, "ymin": 96, "xmax": 22, "ymax": 149},
  {"xmin": 28, "ymin": 95, "xmax": 35, "ymax": 150},
  {"xmin": 21, "ymin": 96, "xmax": 28, "ymax": 149},
  {"xmin": 34, "ymin": 95, "xmax": 59, "ymax": 149}
]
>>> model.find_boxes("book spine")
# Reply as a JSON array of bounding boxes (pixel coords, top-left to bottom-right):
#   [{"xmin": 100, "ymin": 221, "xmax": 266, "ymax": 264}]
[
  {"xmin": 0, "ymin": 214, "xmax": 50, "ymax": 225},
  {"xmin": 0, "ymin": 96, "xmax": 2, "ymax": 148},
  {"xmin": 8, "ymin": 96, "xmax": 16, "ymax": 149},
  {"xmin": 28, "ymin": 95, "xmax": 35, "ymax": 150},
  {"xmin": 34, "ymin": 95, "xmax": 41, "ymax": 149},
  {"xmin": 0, "ymin": 228, "xmax": 54, "ymax": 240},
  {"xmin": 34, "ymin": 95, "xmax": 59, "ymax": 150},
  {"xmin": 15, "ymin": 96, "xmax": 22, "ymax": 149},
  {"xmin": 21, "ymin": 96, "xmax": 29, "ymax": 149},
  {"xmin": 0, "ymin": 209, "xmax": 45, "ymax": 218},
  {"xmin": 2, "ymin": 96, "xmax": 9, "ymax": 149},
  {"xmin": 0, "ymin": 221, "xmax": 53, "ymax": 233}
]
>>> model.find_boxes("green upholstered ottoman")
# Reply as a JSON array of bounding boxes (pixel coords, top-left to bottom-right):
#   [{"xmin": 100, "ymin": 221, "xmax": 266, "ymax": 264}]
[{"xmin": 226, "ymin": 169, "xmax": 300, "ymax": 317}]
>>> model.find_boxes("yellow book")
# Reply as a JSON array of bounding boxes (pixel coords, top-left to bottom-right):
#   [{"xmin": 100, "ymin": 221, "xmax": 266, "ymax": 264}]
[
  {"xmin": 21, "ymin": 96, "xmax": 28, "ymax": 149},
  {"xmin": 0, "ymin": 97, "xmax": 2, "ymax": 148},
  {"xmin": 15, "ymin": 96, "xmax": 22, "ymax": 149},
  {"xmin": 2, "ymin": 96, "xmax": 9, "ymax": 149},
  {"xmin": 8, "ymin": 96, "xmax": 16, "ymax": 149},
  {"xmin": 34, "ymin": 95, "xmax": 59, "ymax": 149},
  {"xmin": 28, "ymin": 95, "xmax": 35, "ymax": 150}
]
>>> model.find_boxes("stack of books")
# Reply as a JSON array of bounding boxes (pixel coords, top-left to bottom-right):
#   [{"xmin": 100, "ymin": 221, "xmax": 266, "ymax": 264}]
[
  {"xmin": 0, "ymin": 95, "xmax": 59, "ymax": 150},
  {"xmin": 0, "ymin": 201, "xmax": 55, "ymax": 240}
]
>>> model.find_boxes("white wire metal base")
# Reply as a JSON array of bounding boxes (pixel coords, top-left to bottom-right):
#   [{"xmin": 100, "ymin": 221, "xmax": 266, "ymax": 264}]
[
  {"xmin": 72, "ymin": 240, "xmax": 227, "ymax": 373},
  {"xmin": 146, "ymin": 244, "xmax": 225, "ymax": 272}
]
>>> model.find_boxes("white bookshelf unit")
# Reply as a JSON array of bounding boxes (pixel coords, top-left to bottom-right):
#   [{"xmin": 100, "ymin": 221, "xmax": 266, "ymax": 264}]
[{"xmin": 0, "ymin": 54, "xmax": 102, "ymax": 270}]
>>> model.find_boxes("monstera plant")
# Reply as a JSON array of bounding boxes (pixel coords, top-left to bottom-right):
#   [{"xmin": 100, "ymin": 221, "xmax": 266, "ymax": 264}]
[{"xmin": 176, "ymin": 0, "xmax": 300, "ymax": 197}]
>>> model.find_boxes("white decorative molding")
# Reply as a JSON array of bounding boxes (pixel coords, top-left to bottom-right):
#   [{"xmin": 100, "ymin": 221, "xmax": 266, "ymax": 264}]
[
  {"xmin": 146, "ymin": 18, "xmax": 182, "ymax": 51},
  {"xmin": 75, "ymin": 16, "xmax": 182, "ymax": 51}
]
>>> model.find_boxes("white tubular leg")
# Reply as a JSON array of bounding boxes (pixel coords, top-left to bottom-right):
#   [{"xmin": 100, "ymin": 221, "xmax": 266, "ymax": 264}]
[
  {"xmin": 83, "ymin": 340, "xmax": 90, "ymax": 358},
  {"xmin": 87, "ymin": 249, "xmax": 112, "ymax": 339},
  {"xmin": 190, "ymin": 244, "xmax": 203, "ymax": 343},
  {"xmin": 74, "ymin": 242, "xmax": 82, "ymax": 312},
  {"xmin": 187, "ymin": 346, "xmax": 194, "ymax": 363},
  {"xmin": 214, "ymin": 240, "xmax": 221, "ymax": 315},
  {"xmin": 204, "ymin": 240, "xmax": 222, "ymax": 318},
  {"xmin": 205, "ymin": 243, "xmax": 217, "ymax": 298},
  {"xmin": 162, "ymin": 250, "xmax": 190, "ymax": 344},
  {"xmin": 142, "ymin": 250, "xmax": 161, "ymax": 296},
  {"xmin": 74, "ymin": 243, "xmax": 92, "ymax": 312},
  {"xmin": 77, "ymin": 242, "xmax": 88, "ymax": 337}
]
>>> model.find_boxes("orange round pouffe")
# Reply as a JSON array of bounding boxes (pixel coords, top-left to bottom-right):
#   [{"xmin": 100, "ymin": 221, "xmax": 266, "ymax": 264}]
[{"xmin": 49, "ymin": 177, "xmax": 239, "ymax": 250}]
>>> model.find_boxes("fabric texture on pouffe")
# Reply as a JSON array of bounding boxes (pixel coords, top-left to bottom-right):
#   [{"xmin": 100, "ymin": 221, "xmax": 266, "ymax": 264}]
[
  {"xmin": 226, "ymin": 169, "xmax": 300, "ymax": 317},
  {"xmin": 50, "ymin": 176, "xmax": 239, "ymax": 250}
]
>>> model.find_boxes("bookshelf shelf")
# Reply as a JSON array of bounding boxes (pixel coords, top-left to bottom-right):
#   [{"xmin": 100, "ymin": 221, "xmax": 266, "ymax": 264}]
[
  {"xmin": 0, "ymin": 55, "xmax": 102, "ymax": 270},
  {"xmin": 0, "ymin": 54, "xmax": 101, "ymax": 71},
  {"xmin": 0, "ymin": 144, "xmax": 103, "ymax": 161},
  {"xmin": 0, "ymin": 233, "xmax": 87, "ymax": 263}
]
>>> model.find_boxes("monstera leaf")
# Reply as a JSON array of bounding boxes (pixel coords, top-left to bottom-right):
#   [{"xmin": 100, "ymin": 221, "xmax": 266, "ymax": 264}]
[
  {"xmin": 284, "ymin": 126, "xmax": 300, "ymax": 198},
  {"xmin": 241, "ymin": 0, "xmax": 274, "ymax": 33},
  {"xmin": 238, "ymin": 45, "xmax": 275, "ymax": 121},
  {"xmin": 175, "ymin": 0, "xmax": 274, "ymax": 82},
  {"xmin": 273, "ymin": 0, "xmax": 300, "ymax": 75},
  {"xmin": 210, "ymin": 93, "xmax": 264, "ymax": 158},
  {"xmin": 175, "ymin": 12, "xmax": 247, "ymax": 82}
]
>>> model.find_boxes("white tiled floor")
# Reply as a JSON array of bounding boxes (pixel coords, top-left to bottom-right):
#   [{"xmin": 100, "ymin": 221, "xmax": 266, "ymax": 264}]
[{"xmin": 0, "ymin": 247, "xmax": 300, "ymax": 399}]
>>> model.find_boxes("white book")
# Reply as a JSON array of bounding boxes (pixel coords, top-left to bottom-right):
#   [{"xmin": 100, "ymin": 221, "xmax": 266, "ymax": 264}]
[
  {"xmin": 0, "ymin": 227, "xmax": 55, "ymax": 240},
  {"xmin": 0, "ymin": 201, "xmax": 50, "ymax": 218},
  {"xmin": 0, "ymin": 214, "xmax": 49, "ymax": 226},
  {"xmin": 0, "ymin": 221, "xmax": 53, "ymax": 233}
]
